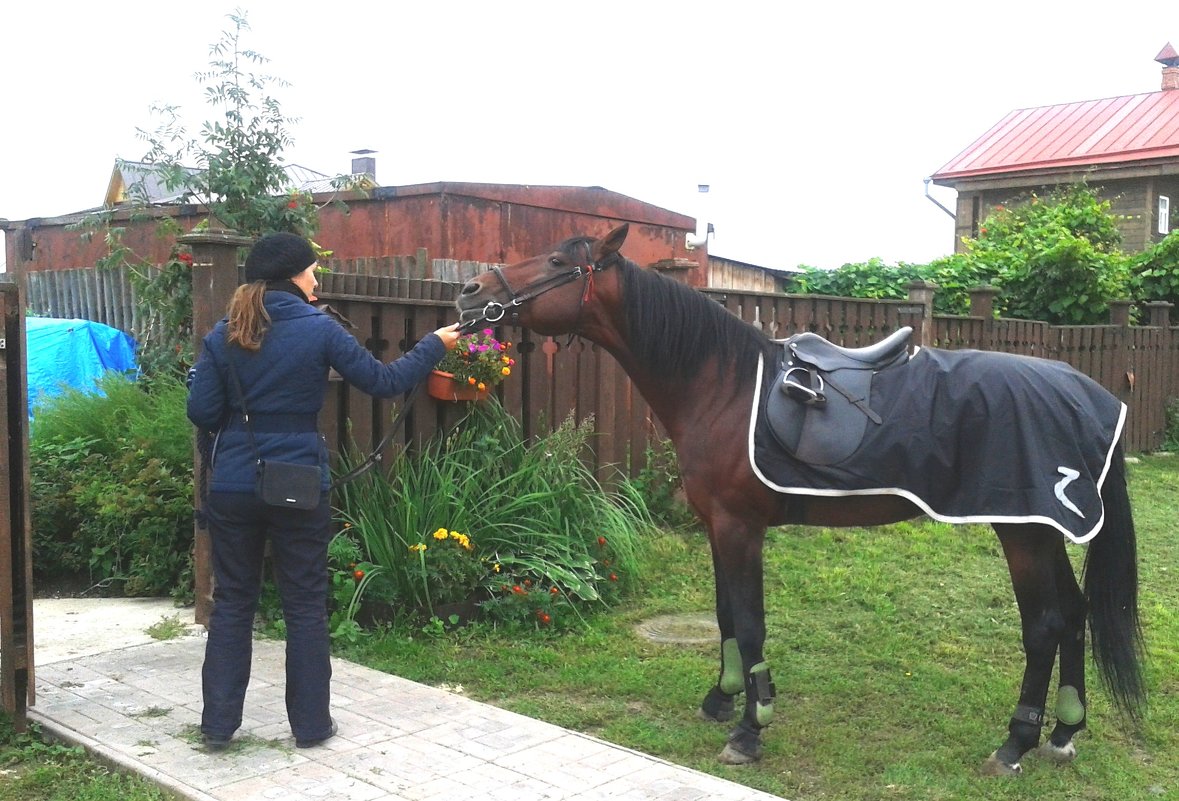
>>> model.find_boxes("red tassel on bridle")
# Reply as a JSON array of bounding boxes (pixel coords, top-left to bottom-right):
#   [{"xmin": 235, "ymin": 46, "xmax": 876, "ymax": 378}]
[{"xmin": 581, "ymin": 262, "xmax": 596, "ymax": 303}]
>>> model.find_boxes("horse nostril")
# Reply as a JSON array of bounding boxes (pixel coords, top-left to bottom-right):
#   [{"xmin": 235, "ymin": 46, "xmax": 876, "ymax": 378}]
[{"xmin": 460, "ymin": 280, "xmax": 480, "ymax": 296}]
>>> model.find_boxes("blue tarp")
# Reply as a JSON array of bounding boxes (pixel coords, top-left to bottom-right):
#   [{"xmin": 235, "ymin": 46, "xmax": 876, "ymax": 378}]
[{"xmin": 25, "ymin": 318, "xmax": 138, "ymax": 417}]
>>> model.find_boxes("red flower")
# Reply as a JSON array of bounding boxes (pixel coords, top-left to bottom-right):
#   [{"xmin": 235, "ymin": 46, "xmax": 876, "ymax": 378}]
[
  {"xmin": 353, "ymin": 569, "xmax": 365, "ymax": 582},
  {"xmin": 550, "ymin": 587, "xmax": 559, "ymax": 595},
  {"xmin": 288, "ymin": 199, "xmax": 299, "ymax": 209},
  {"xmin": 177, "ymin": 252, "xmax": 193, "ymax": 266},
  {"xmin": 609, "ymin": 573, "xmax": 618, "ymax": 582},
  {"xmin": 537, "ymin": 612, "xmax": 551, "ymax": 625},
  {"xmin": 597, "ymin": 536, "xmax": 607, "ymax": 547},
  {"xmin": 512, "ymin": 585, "xmax": 525, "ymax": 595}
]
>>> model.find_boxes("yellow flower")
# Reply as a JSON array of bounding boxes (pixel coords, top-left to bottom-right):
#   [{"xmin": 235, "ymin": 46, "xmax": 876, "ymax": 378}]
[
  {"xmin": 493, "ymin": 563, "xmax": 501, "ymax": 573},
  {"xmin": 477, "ymin": 382, "xmax": 487, "ymax": 391},
  {"xmin": 432, "ymin": 527, "xmax": 449, "ymax": 540},
  {"xmin": 408, "ymin": 543, "xmax": 427, "ymax": 553},
  {"xmin": 501, "ymin": 367, "xmax": 511, "ymax": 376}
]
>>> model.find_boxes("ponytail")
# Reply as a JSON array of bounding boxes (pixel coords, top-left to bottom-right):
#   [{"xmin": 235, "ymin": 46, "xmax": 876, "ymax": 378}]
[{"xmin": 226, "ymin": 282, "xmax": 271, "ymax": 351}]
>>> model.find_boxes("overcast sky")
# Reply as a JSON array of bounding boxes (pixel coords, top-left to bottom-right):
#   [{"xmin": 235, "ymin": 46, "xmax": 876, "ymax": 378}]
[{"xmin": 1, "ymin": 1, "xmax": 1176, "ymax": 272}]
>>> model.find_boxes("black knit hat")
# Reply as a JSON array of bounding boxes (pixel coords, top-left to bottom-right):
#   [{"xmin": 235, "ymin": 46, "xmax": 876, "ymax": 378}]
[{"xmin": 244, "ymin": 233, "xmax": 317, "ymax": 282}]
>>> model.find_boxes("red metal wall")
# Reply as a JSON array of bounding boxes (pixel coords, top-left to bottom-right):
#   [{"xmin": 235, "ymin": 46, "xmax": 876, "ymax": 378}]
[{"xmin": 2, "ymin": 183, "xmax": 706, "ymax": 284}]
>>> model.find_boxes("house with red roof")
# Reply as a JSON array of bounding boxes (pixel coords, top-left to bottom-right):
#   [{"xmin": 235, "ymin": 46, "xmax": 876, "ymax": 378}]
[{"xmin": 931, "ymin": 44, "xmax": 1179, "ymax": 253}]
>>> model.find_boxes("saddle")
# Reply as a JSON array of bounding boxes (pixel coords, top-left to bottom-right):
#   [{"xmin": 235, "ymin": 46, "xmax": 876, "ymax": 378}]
[{"xmin": 766, "ymin": 327, "xmax": 912, "ymax": 466}]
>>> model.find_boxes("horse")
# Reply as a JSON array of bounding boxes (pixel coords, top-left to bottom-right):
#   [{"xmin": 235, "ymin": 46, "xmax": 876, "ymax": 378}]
[{"xmin": 455, "ymin": 223, "xmax": 1145, "ymax": 774}]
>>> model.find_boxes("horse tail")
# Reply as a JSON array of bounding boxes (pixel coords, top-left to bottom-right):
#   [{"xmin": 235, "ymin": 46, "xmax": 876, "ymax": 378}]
[{"xmin": 1083, "ymin": 446, "xmax": 1146, "ymax": 719}]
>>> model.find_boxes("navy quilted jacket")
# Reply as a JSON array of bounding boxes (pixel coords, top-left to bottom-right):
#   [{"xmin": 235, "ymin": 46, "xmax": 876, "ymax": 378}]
[{"xmin": 187, "ymin": 290, "xmax": 447, "ymax": 493}]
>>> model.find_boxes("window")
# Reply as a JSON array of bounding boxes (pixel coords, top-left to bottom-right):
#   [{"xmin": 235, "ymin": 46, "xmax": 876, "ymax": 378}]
[{"xmin": 1160, "ymin": 195, "xmax": 1171, "ymax": 236}]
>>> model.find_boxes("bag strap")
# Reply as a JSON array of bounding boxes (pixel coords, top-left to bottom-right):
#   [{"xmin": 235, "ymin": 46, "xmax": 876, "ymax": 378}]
[{"xmin": 224, "ymin": 354, "xmax": 263, "ymax": 467}]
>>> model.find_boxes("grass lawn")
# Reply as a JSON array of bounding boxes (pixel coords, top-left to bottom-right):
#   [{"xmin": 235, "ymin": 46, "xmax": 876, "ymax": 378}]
[
  {"xmin": 3, "ymin": 455, "xmax": 1173, "ymax": 801},
  {"xmin": 337, "ymin": 453, "xmax": 1179, "ymax": 801}
]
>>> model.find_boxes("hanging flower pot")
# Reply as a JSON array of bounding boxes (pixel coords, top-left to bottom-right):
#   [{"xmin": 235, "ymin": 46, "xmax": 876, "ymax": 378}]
[
  {"xmin": 427, "ymin": 370, "xmax": 489, "ymax": 402},
  {"xmin": 429, "ymin": 329, "xmax": 514, "ymax": 402}
]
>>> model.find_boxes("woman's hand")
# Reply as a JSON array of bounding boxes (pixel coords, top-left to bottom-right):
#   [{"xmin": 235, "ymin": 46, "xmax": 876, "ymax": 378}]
[{"xmin": 434, "ymin": 322, "xmax": 463, "ymax": 351}]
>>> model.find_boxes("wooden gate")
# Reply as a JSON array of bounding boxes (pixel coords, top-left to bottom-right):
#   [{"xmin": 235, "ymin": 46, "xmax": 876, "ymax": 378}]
[{"xmin": 0, "ymin": 279, "xmax": 33, "ymax": 731}]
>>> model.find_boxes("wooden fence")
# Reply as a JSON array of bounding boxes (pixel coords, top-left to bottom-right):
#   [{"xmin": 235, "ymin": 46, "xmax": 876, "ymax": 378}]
[
  {"xmin": 0, "ymin": 279, "xmax": 33, "ymax": 731},
  {"xmin": 21, "ymin": 264, "xmax": 1179, "ymax": 457}
]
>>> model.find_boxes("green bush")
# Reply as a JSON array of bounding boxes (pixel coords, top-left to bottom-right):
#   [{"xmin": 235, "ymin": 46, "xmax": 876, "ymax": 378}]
[
  {"xmin": 787, "ymin": 184, "xmax": 1134, "ymax": 323},
  {"xmin": 963, "ymin": 185, "xmax": 1131, "ymax": 324},
  {"xmin": 30, "ymin": 373, "xmax": 193, "ymax": 599},
  {"xmin": 330, "ymin": 400, "xmax": 652, "ymax": 634}
]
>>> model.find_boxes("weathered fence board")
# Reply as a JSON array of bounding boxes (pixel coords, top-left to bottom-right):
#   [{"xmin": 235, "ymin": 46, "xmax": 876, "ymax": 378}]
[{"xmin": 21, "ymin": 263, "xmax": 1179, "ymax": 456}]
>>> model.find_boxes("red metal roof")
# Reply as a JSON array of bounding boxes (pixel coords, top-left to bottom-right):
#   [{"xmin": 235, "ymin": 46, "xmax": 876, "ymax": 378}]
[{"xmin": 932, "ymin": 89, "xmax": 1179, "ymax": 182}]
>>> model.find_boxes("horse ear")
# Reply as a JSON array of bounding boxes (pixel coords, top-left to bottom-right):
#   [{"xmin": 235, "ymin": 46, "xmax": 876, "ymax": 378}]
[{"xmin": 594, "ymin": 223, "xmax": 629, "ymax": 259}]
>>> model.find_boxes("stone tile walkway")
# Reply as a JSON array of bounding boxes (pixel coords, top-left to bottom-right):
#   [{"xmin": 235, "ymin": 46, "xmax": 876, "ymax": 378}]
[{"xmin": 29, "ymin": 631, "xmax": 784, "ymax": 800}]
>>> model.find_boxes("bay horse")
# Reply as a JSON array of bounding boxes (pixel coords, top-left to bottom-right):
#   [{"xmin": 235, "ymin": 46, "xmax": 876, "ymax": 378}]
[{"xmin": 455, "ymin": 224, "xmax": 1144, "ymax": 774}]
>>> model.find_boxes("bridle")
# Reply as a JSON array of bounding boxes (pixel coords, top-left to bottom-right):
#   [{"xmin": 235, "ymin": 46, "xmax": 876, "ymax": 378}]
[{"xmin": 460, "ymin": 241, "xmax": 618, "ymax": 333}]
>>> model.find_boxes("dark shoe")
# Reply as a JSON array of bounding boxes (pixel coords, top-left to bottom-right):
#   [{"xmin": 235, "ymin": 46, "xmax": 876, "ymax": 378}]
[
  {"xmin": 202, "ymin": 732, "xmax": 232, "ymax": 752},
  {"xmin": 295, "ymin": 719, "xmax": 337, "ymax": 749}
]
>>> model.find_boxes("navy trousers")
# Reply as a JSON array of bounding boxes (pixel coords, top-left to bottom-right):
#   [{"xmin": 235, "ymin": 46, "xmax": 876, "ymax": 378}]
[{"xmin": 201, "ymin": 491, "xmax": 334, "ymax": 742}]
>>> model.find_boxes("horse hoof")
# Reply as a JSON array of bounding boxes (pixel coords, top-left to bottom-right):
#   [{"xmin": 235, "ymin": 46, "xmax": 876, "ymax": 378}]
[
  {"xmin": 981, "ymin": 751, "xmax": 1022, "ymax": 776},
  {"xmin": 698, "ymin": 705, "xmax": 734, "ymax": 723},
  {"xmin": 1037, "ymin": 741, "xmax": 1077, "ymax": 764},
  {"xmin": 719, "ymin": 742, "xmax": 761, "ymax": 764},
  {"xmin": 719, "ymin": 725, "xmax": 762, "ymax": 764}
]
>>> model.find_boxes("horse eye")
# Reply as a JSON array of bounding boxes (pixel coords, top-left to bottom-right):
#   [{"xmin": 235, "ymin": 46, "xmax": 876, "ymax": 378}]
[{"xmin": 549, "ymin": 256, "xmax": 564, "ymax": 268}]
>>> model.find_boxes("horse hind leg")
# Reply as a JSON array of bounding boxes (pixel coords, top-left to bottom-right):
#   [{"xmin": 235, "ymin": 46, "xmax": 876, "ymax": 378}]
[
  {"xmin": 983, "ymin": 524, "xmax": 1066, "ymax": 776},
  {"xmin": 1038, "ymin": 536, "xmax": 1088, "ymax": 763}
]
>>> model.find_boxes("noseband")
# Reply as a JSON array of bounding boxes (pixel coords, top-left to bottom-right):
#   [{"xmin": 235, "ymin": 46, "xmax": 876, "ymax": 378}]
[{"xmin": 463, "ymin": 241, "xmax": 616, "ymax": 332}]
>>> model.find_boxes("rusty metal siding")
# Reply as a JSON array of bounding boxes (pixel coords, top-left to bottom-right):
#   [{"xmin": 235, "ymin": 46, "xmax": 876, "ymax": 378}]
[{"xmin": 2, "ymin": 183, "xmax": 706, "ymax": 284}]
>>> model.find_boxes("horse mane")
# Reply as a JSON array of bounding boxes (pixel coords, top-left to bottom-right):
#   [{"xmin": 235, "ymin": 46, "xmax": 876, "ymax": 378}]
[{"xmin": 559, "ymin": 236, "xmax": 775, "ymax": 384}]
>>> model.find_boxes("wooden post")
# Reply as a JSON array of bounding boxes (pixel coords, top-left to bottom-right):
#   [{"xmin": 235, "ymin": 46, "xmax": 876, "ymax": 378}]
[
  {"xmin": 180, "ymin": 229, "xmax": 254, "ymax": 626},
  {"xmin": 0, "ymin": 280, "xmax": 33, "ymax": 731},
  {"xmin": 905, "ymin": 280, "xmax": 939, "ymax": 349},
  {"xmin": 968, "ymin": 285, "xmax": 1000, "ymax": 318},
  {"xmin": 1145, "ymin": 300, "xmax": 1173, "ymax": 328},
  {"xmin": 1109, "ymin": 299, "xmax": 1133, "ymax": 327}
]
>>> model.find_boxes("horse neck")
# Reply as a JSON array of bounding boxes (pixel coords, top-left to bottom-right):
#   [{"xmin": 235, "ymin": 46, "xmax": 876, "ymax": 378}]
[{"xmin": 579, "ymin": 316, "xmax": 744, "ymax": 440}]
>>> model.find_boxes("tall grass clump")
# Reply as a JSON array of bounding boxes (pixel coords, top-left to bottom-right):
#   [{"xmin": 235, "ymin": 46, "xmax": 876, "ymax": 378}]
[
  {"xmin": 332, "ymin": 400, "xmax": 652, "ymax": 631},
  {"xmin": 30, "ymin": 372, "xmax": 193, "ymax": 599}
]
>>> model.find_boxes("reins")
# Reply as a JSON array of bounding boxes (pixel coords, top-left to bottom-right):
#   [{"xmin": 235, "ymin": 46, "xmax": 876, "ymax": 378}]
[{"xmin": 328, "ymin": 380, "xmax": 422, "ymax": 489}]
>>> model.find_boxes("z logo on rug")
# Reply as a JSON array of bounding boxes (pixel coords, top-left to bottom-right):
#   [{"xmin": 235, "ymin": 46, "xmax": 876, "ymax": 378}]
[{"xmin": 1054, "ymin": 467, "xmax": 1085, "ymax": 518}]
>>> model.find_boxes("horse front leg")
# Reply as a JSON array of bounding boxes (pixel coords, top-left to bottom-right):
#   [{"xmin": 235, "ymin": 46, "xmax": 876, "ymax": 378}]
[
  {"xmin": 702, "ymin": 516, "xmax": 772, "ymax": 765},
  {"xmin": 698, "ymin": 535, "xmax": 740, "ymax": 724}
]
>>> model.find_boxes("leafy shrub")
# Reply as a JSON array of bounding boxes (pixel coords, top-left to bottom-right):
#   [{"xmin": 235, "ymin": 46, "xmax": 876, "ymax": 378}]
[
  {"xmin": 330, "ymin": 400, "xmax": 652, "ymax": 633},
  {"xmin": 1130, "ymin": 229, "xmax": 1179, "ymax": 309},
  {"xmin": 963, "ymin": 185, "xmax": 1131, "ymax": 324},
  {"xmin": 30, "ymin": 373, "xmax": 193, "ymax": 599},
  {"xmin": 787, "ymin": 184, "xmax": 1134, "ymax": 323},
  {"xmin": 625, "ymin": 438, "xmax": 696, "ymax": 529}
]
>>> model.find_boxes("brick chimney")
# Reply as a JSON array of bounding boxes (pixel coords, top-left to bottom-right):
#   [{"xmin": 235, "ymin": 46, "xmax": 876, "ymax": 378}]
[
  {"xmin": 350, "ymin": 149, "xmax": 377, "ymax": 181},
  {"xmin": 1156, "ymin": 42, "xmax": 1179, "ymax": 90}
]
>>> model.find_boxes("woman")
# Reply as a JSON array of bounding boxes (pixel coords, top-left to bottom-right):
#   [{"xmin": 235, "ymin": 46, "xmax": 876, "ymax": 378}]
[{"xmin": 186, "ymin": 232, "xmax": 460, "ymax": 751}]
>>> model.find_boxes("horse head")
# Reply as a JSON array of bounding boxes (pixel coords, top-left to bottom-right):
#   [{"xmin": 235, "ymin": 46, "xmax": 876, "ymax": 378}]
[{"xmin": 456, "ymin": 224, "xmax": 630, "ymax": 337}]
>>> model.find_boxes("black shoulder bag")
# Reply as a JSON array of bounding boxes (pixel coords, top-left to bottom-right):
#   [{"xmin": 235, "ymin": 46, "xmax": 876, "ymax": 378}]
[{"xmin": 226, "ymin": 358, "xmax": 323, "ymax": 510}]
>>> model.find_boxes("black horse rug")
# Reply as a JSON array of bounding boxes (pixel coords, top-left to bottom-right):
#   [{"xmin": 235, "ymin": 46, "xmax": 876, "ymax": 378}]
[{"xmin": 749, "ymin": 344, "xmax": 1127, "ymax": 544}]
